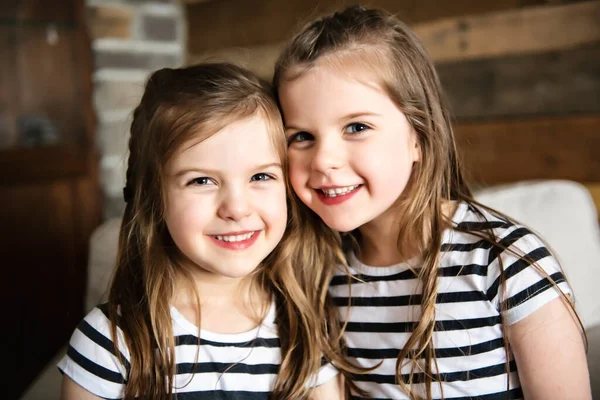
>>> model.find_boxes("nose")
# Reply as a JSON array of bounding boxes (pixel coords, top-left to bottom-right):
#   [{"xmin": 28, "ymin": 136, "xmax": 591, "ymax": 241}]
[
  {"xmin": 217, "ymin": 186, "xmax": 252, "ymax": 221},
  {"xmin": 311, "ymin": 135, "xmax": 345, "ymax": 175}
]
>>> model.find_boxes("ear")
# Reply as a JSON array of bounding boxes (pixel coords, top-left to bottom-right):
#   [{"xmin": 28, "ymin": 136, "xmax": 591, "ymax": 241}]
[{"xmin": 410, "ymin": 131, "xmax": 421, "ymax": 162}]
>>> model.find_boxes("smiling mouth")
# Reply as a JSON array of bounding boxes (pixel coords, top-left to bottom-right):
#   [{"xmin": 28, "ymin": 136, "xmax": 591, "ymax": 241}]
[
  {"xmin": 212, "ymin": 232, "xmax": 256, "ymax": 242},
  {"xmin": 318, "ymin": 185, "xmax": 361, "ymax": 197}
]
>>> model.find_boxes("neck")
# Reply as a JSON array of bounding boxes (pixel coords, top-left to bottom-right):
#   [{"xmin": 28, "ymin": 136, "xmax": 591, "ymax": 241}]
[
  {"xmin": 356, "ymin": 200, "xmax": 458, "ymax": 267},
  {"xmin": 357, "ymin": 210, "xmax": 417, "ymax": 267},
  {"xmin": 172, "ymin": 266, "xmax": 269, "ymax": 333}
]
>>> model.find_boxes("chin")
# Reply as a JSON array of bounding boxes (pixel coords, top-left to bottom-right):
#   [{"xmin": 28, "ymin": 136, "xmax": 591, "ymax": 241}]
[
  {"xmin": 223, "ymin": 264, "xmax": 262, "ymax": 279},
  {"xmin": 322, "ymin": 217, "xmax": 360, "ymax": 233}
]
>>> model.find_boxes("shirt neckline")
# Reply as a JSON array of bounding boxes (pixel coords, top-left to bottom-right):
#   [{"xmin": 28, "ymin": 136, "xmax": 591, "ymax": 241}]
[
  {"xmin": 170, "ymin": 301, "xmax": 276, "ymax": 342},
  {"xmin": 347, "ymin": 201, "xmax": 470, "ymax": 276}
]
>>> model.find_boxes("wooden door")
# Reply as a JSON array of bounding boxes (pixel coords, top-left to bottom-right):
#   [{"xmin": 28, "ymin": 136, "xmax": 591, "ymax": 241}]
[{"xmin": 0, "ymin": 0, "xmax": 101, "ymax": 398}]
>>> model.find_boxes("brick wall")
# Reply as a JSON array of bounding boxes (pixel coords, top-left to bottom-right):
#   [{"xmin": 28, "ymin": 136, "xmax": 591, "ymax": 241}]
[{"xmin": 87, "ymin": 0, "xmax": 186, "ymax": 218}]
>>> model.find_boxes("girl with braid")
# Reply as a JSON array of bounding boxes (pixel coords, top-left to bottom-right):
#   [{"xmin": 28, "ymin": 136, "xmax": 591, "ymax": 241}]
[{"xmin": 58, "ymin": 63, "xmax": 350, "ymax": 399}]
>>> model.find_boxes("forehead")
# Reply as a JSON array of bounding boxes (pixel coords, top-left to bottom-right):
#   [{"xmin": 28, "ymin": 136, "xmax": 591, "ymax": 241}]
[
  {"xmin": 278, "ymin": 62, "xmax": 399, "ymax": 125},
  {"xmin": 171, "ymin": 114, "xmax": 282, "ymax": 171}
]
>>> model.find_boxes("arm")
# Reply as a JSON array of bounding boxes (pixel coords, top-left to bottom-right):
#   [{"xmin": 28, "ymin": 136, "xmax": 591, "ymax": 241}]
[
  {"xmin": 309, "ymin": 373, "xmax": 345, "ymax": 400},
  {"xmin": 61, "ymin": 376, "xmax": 104, "ymax": 400},
  {"xmin": 508, "ymin": 297, "xmax": 591, "ymax": 400}
]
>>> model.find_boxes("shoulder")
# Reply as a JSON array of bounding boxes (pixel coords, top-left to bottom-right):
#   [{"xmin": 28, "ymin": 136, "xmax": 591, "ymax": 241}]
[
  {"xmin": 57, "ymin": 303, "xmax": 129, "ymax": 398},
  {"xmin": 451, "ymin": 202, "xmax": 571, "ymax": 324},
  {"xmin": 449, "ymin": 201, "xmax": 551, "ymax": 257}
]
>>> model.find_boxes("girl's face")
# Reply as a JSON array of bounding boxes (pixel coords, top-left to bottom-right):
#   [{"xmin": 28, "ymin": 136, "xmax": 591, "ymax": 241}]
[
  {"xmin": 279, "ymin": 64, "xmax": 420, "ymax": 233},
  {"xmin": 164, "ymin": 114, "xmax": 287, "ymax": 280}
]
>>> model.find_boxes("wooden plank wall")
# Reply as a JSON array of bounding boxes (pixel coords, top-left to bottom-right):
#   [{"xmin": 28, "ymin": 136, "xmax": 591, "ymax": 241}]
[{"xmin": 185, "ymin": 0, "xmax": 600, "ymax": 212}]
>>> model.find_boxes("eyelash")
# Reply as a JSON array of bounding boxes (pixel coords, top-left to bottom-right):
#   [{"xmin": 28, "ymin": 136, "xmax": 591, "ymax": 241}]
[
  {"xmin": 287, "ymin": 131, "xmax": 313, "ymax": 144},
  {"xmin": 287, "ymin": 122, "xmax": 371, "ymax": 145},
  {"xmin": 345, "ymin": 122, "xmax": 370, "ymax": 134},
  {"xmin": 188, "ymin": 177, "xmax": 214, "ymax": 186},
  {"xmin": 187, "ymin": 173, "xmax": 275, "ymax": 186},
  {"xmin": 250, "ymin": 173, "xmax": 274, "ymax": 182}
]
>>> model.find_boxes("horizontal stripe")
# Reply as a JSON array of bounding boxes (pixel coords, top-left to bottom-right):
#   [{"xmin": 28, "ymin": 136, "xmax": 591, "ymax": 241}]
[
  {"xmin": 487, "ymin": 246, "xmax": 552, "ymax": 301},
  {"xmin": 344, "ymin": 315, "xmax": 502, "ymax": 333},
  {"xmin": 486, "ymin": 227, "xmax": 532, "ymax": 266},
  {"xmin": 331, "ymin": 263, "xmax": 489, "ymax": 286},
  {"xmin": 348, "ymin": 337, "xmax": 505, "ymax": 360},
  {"xmin": 350, "ymin": 387, "xmax": 523, "ymax": 400},
  {"xmin": 441, "ymin": 226, "xmax": 528, "ymax": 254},
  {"xmin": 454, "ymin": 220, "xmax": 513, "ymax": 231},
  {"xmin": 351, "ymin": 387, "xmax": 522, "ymax": 400},
  {"xmin": 441, "ymin": 238, "xmax": 494, "ymax": 253},
  {"xmin": 333, "ymin": 290, "xmax": 488, "ymax": 307},
  {"xmin": 66, "ymin": 345, "xmax": 125, "ymax": 384},
  {"xmin": 438, "ymin": 263, "xmax": 488, "ymax": 277},
  {"xmin": 78, "ymin": 319, "xmax": 131, "ymax": 372},
  {"xmin": 176, "ymin": 361, "xmax": 279, "ymax": 375},
  {"xmin": 175, "ymin": 334, "xmax": 280, "ymax": 348},
  {"xmin": 352, "ymin": 361, "xmax": 517, "ymax": 385},
  {"xmin": 330, "ymin": 268, "xmax": 418, "ymax": 286},
  {"xmin": 504, "ymin": 272, "xmax": 565, "ymax": 309},
  {"xmin": 173, "ymin": 390, "xmax": 270, "ymax": 400}
]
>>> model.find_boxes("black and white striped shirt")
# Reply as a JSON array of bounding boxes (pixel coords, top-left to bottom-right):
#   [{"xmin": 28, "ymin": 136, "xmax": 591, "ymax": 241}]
[
  {"xmin": 330, "ymin": 202, "xmax": 571, "ymax": 399},
  {"xmin": 58, "ymin": 301, "xmax": 337, "ymax": 399}
]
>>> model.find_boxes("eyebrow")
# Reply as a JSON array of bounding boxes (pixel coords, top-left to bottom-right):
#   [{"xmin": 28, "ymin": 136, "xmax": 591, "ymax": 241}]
[
  {"xmin": 340, "ymin": 111, "xmax": 382, "ymax": 121},
  {"xmin": 173, "ymin": 162, "xmax": 282, "ymax": 178}
]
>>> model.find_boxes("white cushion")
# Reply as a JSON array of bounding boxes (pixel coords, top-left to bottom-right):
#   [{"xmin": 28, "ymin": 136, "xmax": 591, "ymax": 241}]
[
  {"xmin": 474, "ymin": 180, "xmax": 600, "ymax": 329},
  {"xmin": 85, "ymin": 217, "xmax": 121, "ymax": 312}
]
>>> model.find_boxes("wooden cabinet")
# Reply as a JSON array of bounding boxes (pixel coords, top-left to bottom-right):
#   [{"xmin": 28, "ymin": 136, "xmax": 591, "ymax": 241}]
[{"xmin": 0, "ymin": 1, "xmax": 101, "ymax": 398}]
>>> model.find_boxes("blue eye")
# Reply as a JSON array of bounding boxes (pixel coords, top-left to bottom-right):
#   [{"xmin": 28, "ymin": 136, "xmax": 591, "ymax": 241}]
[
  {"xmin": 287, "ymin": 131, "xmax": 314, "ymax": 144},
  {"xmin": 345, "ymin": 123, "xmax": 370, "ymax": 134},
  {"xmin": 188, "ymin": 177, "xmax": 213, "ymax": 186},
  {"xmin": 251, "ymin": 173, "xmax": 273, "ymax": 182}
]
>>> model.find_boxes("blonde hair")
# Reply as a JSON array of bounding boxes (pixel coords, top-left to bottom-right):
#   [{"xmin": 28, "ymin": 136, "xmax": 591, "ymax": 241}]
[
  {"xmin": 109, "ymin": 62, "xmax": 352, "ymax": 399},
  {"xmin": 274, "ymin": 6, "xmax": 582, "ymax": 400}
]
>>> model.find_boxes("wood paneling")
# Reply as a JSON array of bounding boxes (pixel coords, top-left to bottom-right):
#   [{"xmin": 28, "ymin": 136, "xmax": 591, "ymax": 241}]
[
  {"xmin": 186, "ymin": 0, "xmax": 526, "ymax": 52},
  {"xmin": 188, "ymin": 2, "xmax": 600, "ymax": 82},
  {"xmin": 438, "ymin": 43, "xmax": 600, "ymax": 118},
  {"xmin": 1, "ymin": 178, "xmax": 96, "ymax": 399},
  {"xmin": 454, "ymin": 115, "xmax": 600, "ymax": 184},
  {"xmin": 415, "ymin": 1, "xmax": 600, "ymax": 63},
  {"xmin": 0, "ymin": 25, "xmax": 18, "ymax": 148},
  {"xmin": 16, "ymin": 24, "xmax": 86, "ymax": 146},
  {"xmin": 0, "ymin": 146, "xmax": 90, "ymax": 185}
]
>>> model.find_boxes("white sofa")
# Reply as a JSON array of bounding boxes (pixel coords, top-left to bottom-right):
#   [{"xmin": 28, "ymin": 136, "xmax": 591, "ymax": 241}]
[{"xmin": 21, "ymin": 180, "xmax": 600, "ymax": 399}]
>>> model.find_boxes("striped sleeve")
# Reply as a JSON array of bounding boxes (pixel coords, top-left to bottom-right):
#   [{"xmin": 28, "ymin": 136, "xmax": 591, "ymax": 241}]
[
  {"xmin": 57, "ymin": 306, "xmax": 129, "ymax": 399},
  {"xmin": 486, "ymin": 225, "xmax": 572, "ymax": 325}
]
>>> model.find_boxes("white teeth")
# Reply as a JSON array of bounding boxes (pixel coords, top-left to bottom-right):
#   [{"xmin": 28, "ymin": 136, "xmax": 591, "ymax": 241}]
[
  {"xmin": 321, "ymin": 185, "xmax": 359, "ymax": 197},
  {"xmin": 214, "ymin": 232, "xmax": 255, "ymax": 242}
]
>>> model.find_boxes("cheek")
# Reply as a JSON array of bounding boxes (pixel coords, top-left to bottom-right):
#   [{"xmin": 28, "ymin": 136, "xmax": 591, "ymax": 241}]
[
  {"xmin": 261, "ymin": 187, "xmax": 288, "ymax": 232},
  {"xmin": 166, "ymin": 196, "xmax": 212, "ymax": 235},
  {"xmin": 288, "ymin": 153, "xmax": 309, "ymax": 193}
]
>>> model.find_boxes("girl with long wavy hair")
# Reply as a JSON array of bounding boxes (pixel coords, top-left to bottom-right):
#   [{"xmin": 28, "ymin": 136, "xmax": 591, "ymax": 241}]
[
  {"xmin": 274, "ymin": 6, "xmax": 591, "ymax": 400},
  {"xmin": 58, "ymin": 63, "xmax": 350, "ymax": 399}
]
